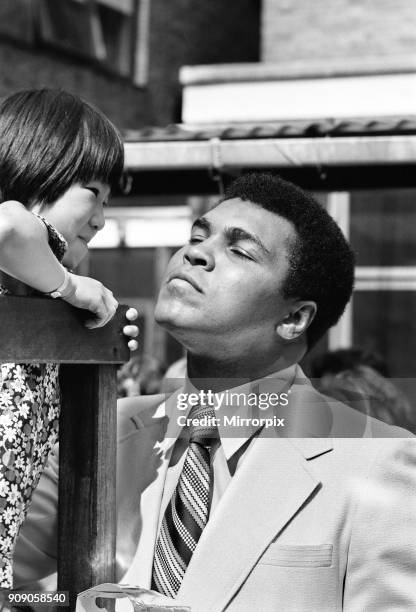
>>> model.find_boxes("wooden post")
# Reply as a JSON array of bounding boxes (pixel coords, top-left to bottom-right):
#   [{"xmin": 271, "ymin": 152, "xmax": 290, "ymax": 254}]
[
  {"xmin": 58, "ymin": 364, "xmax": 118, "ymax": 608},
  {"xmin": 0, "ymin": 297, "xmax": 129, "ymax": 608}
]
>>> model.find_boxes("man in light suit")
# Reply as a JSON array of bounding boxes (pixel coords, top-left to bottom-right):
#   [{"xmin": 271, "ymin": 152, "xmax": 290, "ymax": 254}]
[{"xmin": 14, "ymin": 173, "xmax": 416, "ymax": 610}]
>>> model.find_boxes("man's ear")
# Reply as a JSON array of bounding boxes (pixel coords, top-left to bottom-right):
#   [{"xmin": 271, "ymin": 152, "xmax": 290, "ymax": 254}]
[{"xmin": 276, "ymin": 302, "xmax": 317, "ymax": 341}]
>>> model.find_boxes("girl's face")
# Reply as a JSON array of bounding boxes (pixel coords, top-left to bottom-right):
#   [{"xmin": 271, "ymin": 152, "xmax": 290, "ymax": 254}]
[{"xmin": 32, "ymin": 180, "xmax": 110, "ymax": 268}]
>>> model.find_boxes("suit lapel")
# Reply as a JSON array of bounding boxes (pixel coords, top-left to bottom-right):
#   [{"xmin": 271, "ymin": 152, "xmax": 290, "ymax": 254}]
[
  {"xmin": 176, "ymin": 431, "xmax": 323, "ymax": 612},
  {"xmin": 119, "ymin": 431, "xmax": 170, "ymax": 586},
  {"xmin": 117, "ymin": 390, "xmax": 186, "ymax": 587}
]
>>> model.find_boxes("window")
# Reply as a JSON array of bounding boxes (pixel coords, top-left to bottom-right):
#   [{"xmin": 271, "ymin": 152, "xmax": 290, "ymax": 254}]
[
  {"xmin": 327, "ymin": 189, "xmax": 416, "ymax": 377},
  {"xmin": 0, "ymin": 0, "xmax": 150, "ymax": 85}
]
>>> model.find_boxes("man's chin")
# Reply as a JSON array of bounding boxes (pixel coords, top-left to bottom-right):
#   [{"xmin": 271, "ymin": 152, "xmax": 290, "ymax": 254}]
[
  {"xmin": 154, "ymin": 304, "xmax": 199, "ymax": 345},
  {"xmin": 154, "ymin": 306, "xmax": 182, "ymax": 331},
  {"xmin": 154, "ymin": 301, "xmax": 179, "ymax": 333},
  {"xmin": 154, "ymin": 293, "xmax": 186, "ymax": 327}
]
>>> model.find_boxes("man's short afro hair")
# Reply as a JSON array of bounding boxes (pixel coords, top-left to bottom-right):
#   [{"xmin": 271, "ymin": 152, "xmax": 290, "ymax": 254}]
[{"xmin": 221, "ymin": 173, "xmax": 355, "ymax": 348}]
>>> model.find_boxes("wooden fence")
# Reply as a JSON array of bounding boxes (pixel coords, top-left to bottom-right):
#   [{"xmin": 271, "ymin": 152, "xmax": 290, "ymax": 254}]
[{"xmin": 0, "ymin": 296, "xmax": 130, "ymax": 608}]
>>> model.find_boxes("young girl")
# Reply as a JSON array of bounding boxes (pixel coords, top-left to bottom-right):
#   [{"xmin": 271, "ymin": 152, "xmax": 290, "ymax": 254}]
[{"xmin": 0, "ymin": 88, "xmax": 138, "ymax": 587}]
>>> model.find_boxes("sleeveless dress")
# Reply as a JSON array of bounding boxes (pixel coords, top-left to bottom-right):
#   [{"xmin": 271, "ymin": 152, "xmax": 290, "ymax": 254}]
[{"xmin": 0, "ymin": 216, "xmax": 67, "ymax": 588}]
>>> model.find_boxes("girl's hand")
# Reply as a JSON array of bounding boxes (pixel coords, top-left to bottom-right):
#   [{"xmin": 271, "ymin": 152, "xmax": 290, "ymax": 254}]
[
  {"xmin": 123, "ymin": 307, "xmax": 139, "ymax": 351},
  {"xmin": 60, "ymin": 275, "xmax": 140, "ymax": 350},
  {"xmin": 62, "ymin": 273, "xmax": 118, "ymax": 328}
]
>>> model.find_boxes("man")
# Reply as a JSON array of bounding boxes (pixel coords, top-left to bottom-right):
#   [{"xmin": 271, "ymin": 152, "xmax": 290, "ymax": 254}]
[{"xmin": 14, "ymin": 173, "xmax": 416, "ymax": 610}]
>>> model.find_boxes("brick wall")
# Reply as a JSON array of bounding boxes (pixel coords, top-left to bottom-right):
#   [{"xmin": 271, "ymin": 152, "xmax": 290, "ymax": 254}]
[
  {"xmin": 148, "ymin": 0, "xmax": 260, "ymax": 122},
  {"xmin": 0, "ymin": 40, "xmax": 153, "ymax": 130},
  {"xmin": 262, "ymin": 0, "xmax": 416, "ymax": 65},
  {"xmin": 0, "ymin": 0, "xmax": 259, "ymax": 130}
]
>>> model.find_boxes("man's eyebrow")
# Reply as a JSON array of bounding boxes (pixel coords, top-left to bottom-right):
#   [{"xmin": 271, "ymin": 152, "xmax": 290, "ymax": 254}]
[
  {"xmin": 226, "ymin": 227, "xmax": 271, "ymax": 256},
  {"xmin": 191, "ymin": 217, "xmax": 211, "ymax": 233},
  {"xmin": 191, "ymin": 218, "xmax": 271, "ymax": 256}
]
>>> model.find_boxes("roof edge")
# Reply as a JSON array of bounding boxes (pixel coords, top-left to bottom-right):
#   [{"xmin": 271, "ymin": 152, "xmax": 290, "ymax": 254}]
[{"xmin": 180, "ymin": 56, "xmax": 416, "ymax": 86}]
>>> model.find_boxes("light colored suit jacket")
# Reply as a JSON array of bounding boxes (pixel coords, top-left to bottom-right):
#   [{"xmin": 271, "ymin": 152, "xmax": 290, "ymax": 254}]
[{"xmin": 14, "ymin": 367, "xmax": 416, "ymax": 611}]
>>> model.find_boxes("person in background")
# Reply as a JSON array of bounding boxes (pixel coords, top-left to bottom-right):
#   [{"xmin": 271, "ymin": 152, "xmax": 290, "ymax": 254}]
[
  {"xmin": 0, "ymin": 88, "xmax": 138, "ymax": 587},
  {"xmin": 117, "ymin": 354, "xmax": 167, "ymax": 397},
  {"xmin": 310, "ymin": 348, "xmax": 415, "ymax": 432},
  {"xmin": 310, "ymin": 347, "xmax": 390, "ymax": 379}
]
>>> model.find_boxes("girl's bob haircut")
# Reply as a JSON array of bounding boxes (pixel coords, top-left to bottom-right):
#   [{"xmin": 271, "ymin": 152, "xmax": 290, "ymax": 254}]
[{"xmin": 0, "ymin": 88, "xmax": 124, "ymax": 205}]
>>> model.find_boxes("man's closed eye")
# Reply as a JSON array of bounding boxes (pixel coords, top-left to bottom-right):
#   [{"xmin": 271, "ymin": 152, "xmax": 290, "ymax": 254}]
[
  {"xmin": 230, "ymin": 247, "xmax": 253, "ymax": 260},
  {"xmin": 189, "ymin": 236, "xmax": 206, "ymax": 244}
]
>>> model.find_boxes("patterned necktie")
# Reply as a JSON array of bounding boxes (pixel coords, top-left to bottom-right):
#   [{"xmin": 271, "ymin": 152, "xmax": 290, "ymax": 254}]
[{"xmin": 151, "ymin": 404, "xmax": 218, "ymax": 597}]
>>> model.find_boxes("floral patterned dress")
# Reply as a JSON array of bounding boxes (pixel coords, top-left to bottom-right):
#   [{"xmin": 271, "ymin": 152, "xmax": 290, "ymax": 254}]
[{"xmin": 0, "ymin": 216, "xmax": 67, "ymax": 588}]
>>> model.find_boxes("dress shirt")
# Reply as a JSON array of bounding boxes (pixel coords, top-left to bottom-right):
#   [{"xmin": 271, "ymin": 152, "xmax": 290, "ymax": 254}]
[{"xmin": 157, "ymin": 365, "xmax": 297, "ymax": 533}]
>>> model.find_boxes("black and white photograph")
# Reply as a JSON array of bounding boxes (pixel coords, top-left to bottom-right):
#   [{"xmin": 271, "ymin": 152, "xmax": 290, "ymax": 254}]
[{"xmin": 0, "ymin": 1, "xmax": 416, "ymax": 610}]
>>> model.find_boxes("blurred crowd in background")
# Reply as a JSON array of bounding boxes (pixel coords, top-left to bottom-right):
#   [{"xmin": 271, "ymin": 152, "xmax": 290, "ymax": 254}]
[{"xmin": 117, "ymin": 348, "xmax": 416, "ymax": 434}]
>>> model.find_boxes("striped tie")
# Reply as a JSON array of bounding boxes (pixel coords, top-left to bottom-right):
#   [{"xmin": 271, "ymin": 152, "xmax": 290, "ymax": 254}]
[{"xmin": 151, "ymin": 404, "xmax": 218, "ymax": 597}]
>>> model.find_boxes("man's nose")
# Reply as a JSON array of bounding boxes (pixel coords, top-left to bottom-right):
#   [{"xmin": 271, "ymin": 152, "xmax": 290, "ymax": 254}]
[{"xmin": 183, "ymin": 242, "xmax": 214, "ymax": 270}]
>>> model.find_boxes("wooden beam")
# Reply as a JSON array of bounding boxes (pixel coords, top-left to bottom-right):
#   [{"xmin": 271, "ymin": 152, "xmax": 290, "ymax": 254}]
[
  {"xmin": 124, "ymin": 135, "xmax": 416, "ymax": 171},
  {"xmin": 0, "ymin": 296, "xmax": 129, "ymax": 363},
  {"xmin": 58, "ymin": 364, "xmax": 117, "ymax": 608}
]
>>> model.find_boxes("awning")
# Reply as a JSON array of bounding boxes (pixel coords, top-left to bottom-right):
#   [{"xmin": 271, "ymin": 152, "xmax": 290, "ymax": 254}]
[{"xmin": 122, "ymin": 118, "xmax": 416, "ymax": 194}]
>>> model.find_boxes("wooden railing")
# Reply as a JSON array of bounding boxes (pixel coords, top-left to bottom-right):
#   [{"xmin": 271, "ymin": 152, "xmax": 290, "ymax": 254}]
[{"xmin": 0, "ymin": 296, "xmax": 130, "ymax": 608}]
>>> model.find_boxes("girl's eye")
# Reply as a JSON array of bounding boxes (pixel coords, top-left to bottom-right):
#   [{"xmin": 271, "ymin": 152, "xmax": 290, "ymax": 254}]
[{"xmin": 86, "ymin": 187, "xmax": 99, "ymax": 197}]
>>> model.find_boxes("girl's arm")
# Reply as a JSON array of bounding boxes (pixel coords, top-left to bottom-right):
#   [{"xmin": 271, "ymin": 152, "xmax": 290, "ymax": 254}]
[{"xmin": 0, "ymin": 201, "xmax": 117, "ymax": 328}]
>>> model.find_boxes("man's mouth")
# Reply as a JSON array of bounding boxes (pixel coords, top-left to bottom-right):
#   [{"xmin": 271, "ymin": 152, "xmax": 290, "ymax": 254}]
[{"xmin": 168, "ymin": 271, "xmax": 203, "ymax": 293}]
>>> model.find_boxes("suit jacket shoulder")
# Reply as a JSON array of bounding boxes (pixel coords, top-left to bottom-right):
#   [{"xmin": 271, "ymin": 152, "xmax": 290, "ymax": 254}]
[
  {"xmin": 290, "ymin": 366, "xmax": 413, "ymax": 439},
  {"xmin": 117, "ymin": 393, "xmax": 168, "ymax": 440}
]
